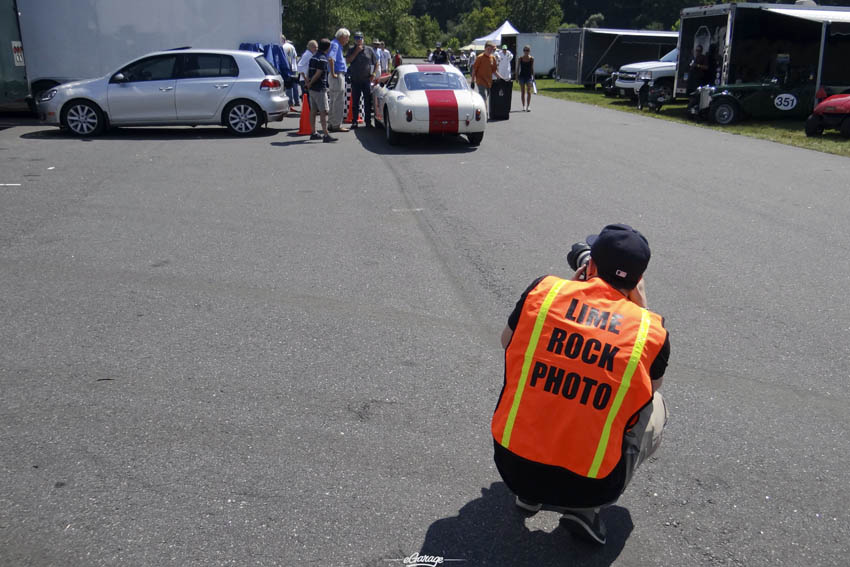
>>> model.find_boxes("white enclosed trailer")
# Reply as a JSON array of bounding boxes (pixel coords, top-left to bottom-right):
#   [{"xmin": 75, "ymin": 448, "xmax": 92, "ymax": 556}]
[
  {"xmin": 16, "ymin": 0, "xmax": 282, "ymax": 98},
  {"xmin": 514, "ymin": 32, "xmax": 557, "ymax": 78}
]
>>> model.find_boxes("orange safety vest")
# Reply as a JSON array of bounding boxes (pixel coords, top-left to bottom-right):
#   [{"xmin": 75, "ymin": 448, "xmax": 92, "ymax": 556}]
[{"xmin": 492, "ymin": 276, "xmax": 667, "ymax": 479}]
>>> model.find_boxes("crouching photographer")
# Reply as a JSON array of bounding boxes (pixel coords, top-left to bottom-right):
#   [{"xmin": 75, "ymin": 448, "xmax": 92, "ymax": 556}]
[{"xmin": 492, "ymin": 224, "xmax": 671, "ymax": 545}]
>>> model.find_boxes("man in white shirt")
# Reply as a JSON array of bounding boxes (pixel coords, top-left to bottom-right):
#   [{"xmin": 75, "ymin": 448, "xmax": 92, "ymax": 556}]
[
  {"xmin": 379, "ymin": 42, "xmax": 390, "ymax": 75},
  {"xmin": 281, "ymin": 35, "xmax": 299, "ymax": 105},
  {"xmin": 297, "ymin": 40, "xmax": 318, "ymax": 106},
  {"xmin": 496, "ymin": 44, "xmax": 513, "ymax": 81}
]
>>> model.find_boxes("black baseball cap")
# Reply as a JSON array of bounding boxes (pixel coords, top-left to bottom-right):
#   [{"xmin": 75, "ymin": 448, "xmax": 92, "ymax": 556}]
[{"xmin": 586, "ymin": 224, "xmax": 651, "ymax": 289}]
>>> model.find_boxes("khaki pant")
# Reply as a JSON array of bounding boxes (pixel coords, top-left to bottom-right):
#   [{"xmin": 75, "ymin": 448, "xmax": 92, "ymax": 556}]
[
  {"xmin": 327, "ymin": 73, "xmax": 346, "ymax": 128},
  {"xmin": 621, "ymin": 391, "xmax": 668, "ymax": 491}
]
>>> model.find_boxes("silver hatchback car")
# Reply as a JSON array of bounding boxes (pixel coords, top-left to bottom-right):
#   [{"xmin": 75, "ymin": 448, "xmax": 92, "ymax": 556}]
[{"xmin": 36, "ymin": 48, "xmax": 289, "ymax": 136}]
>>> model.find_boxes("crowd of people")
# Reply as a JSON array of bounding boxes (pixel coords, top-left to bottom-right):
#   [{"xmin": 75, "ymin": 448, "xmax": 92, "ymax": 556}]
[
  {"xmin": 272, "ymin": 30, "xmax": 542, "ymax": 140},
  {"xmin": 275, "ymin": 29, "xmax": 401, "ymax": 141}
]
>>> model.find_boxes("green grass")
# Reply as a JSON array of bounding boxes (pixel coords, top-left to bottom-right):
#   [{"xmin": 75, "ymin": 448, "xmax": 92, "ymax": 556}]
[{"xmin": 525, "ymin": 78, "xmax": 850, "ymax": 158}]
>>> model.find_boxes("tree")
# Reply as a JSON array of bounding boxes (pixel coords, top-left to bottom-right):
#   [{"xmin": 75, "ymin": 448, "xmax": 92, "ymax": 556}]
[
  {"xmin": 584, "ymin": 12, "xmax": 604, "ymax": 28},
  {"xmin": 509, "ymin": 0, "xmax": 563, "ymax": 33}
]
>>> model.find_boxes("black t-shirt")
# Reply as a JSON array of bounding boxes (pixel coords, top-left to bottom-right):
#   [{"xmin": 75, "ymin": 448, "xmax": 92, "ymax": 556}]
[
  {"xmin": 432, "ymin": 49, "xmax": 448, "ymax": 64},
  {"xmin": 307, "ymin": 53, "xmax": 329, "ymax": 91},
  {"xmin": 496, "ymin": 275, "xmax": 671, "ymax": 507},
  {"xmin": 347, "ymin": 45, "xmax": 377, "ymax": 81}
]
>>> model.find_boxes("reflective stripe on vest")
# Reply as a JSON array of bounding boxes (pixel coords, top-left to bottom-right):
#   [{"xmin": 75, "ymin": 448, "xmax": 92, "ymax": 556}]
[
  {"xmin": 586, "ymin": 307, "xmax": 651, "ymax": 478},
  {"xmin": 500, "ymin": 278, "xmax": 568, "ymax": 447}
]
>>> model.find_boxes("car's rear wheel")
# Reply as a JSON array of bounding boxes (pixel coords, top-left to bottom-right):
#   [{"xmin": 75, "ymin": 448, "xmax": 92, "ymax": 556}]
[
  {"xmin": 840, "ymin": 117, "xmax": 850, "ymax": 138},
  {"xmin": 61, "ymin": 100, "xmax": 105, "ymax": 136},
  {"xmin": 467, "ymin": 132, "xmax": 483, "ymax": 146},
  {"xmin": 805, "ymin": 114, "xmax": 824, "ymax": 137},
  {"xmin": 384, "ymin": 107, "xmax": 399, "ymax": 145},
  {"xmin": 710, "ymin": 99, "xmax": 739, "ymax": 125},
  {"xmin": 225, "ymin": 100, "xmax": 262, "ymax": 135}
]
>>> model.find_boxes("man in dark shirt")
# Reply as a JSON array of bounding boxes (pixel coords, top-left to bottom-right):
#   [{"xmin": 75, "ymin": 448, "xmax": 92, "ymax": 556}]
[
  {"xmin": 688, "ymin": 44, "xmax": 710, "ymax": 93},
  {"xmin": 432, "ymin": 43, "xmax": 449, "ymax": 65},
  {"xmin": 305, "ymin": 38, "xmax": 337, "ymax": 143},
  {"xmin": 345, "ymin": 31, "xmax": 378, "ymax": 128}
]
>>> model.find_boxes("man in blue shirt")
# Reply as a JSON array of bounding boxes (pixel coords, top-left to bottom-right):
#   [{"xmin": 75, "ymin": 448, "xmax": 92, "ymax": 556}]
[{"xmin": 327, "ymin": 27, "xmax": 350, "ymax": 132}]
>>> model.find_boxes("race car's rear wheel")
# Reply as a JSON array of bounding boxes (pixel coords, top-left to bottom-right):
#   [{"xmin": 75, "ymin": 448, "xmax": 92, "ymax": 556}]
[
  {"xmin": 384, "ymin": 107, "xmax": 399, "ymax": 145},
  {"xmin": 467, "ymin": 132, "xmax": 483, "ymax": 146}
]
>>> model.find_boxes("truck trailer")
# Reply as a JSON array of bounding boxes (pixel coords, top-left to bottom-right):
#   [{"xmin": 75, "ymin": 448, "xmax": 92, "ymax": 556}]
[
  {"xmin": 514, "ymin": 32, "xmax": 557, "ymax": 78},
  {"xmin": 675, "ymin": 2, "xmax": 850, "ymax": 98},
  {"xmin": 14, "ymin": 0, "xmax": 282, "ymax": 101},
  {"xmin": 556, "ymin": 27, "xmax": 678, "ymax": 87},
  {"xmin": 0, "ymin": 0, "xmax": 27, "ymax": 106}
]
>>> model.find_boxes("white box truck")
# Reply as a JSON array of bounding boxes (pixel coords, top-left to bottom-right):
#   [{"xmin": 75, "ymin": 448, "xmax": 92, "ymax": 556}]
[
  {"xmin": 15, "ymin": 0, "xmax": 282, "ymax": 100},
  {"xmin": 514, "ymin": 32, "xmax": 557, "ymax": 78}
]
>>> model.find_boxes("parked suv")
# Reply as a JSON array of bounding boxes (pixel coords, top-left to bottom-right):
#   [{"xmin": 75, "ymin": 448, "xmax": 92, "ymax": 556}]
[
  {"xmin": 614, "ymin": 48, "xmax": 678, "ymax": 100},
  {"xmin": 36, "ymin": 48, "xmax": 289, "ymax": 136}
]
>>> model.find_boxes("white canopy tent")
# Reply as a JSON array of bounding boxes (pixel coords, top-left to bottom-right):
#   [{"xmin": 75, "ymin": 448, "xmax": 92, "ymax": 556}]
[{"xmin": 473, "ymin": 20, "xmax": 520, "ymax": 47}]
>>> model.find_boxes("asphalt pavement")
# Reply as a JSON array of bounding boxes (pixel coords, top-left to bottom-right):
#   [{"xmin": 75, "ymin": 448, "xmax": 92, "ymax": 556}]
[{"xmin": 1, "ymin": 93, "xmax": 849, "ymax": 566}]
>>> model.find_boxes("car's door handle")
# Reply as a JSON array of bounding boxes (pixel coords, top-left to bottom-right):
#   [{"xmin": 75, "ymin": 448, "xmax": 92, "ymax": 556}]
[
  {"xmin": 159, "ymin": 86, "xmax": 174, "ymax": 92},
  {"xmin": 213, "ymin": 84, "xmax": 230, "ymax": 89}
]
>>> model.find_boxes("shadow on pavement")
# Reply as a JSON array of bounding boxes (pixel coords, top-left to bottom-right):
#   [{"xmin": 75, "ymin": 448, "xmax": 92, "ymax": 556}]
[
  {"xmin": 18, "ymin": 125, "xmax": 285, "ymax": 141},
  {"xmin": 353, "ymin": 123, "xmax": 479, "ymax": 155},
  {"xmin": 417, "ymin": 482, "xmax": 632, "ymax": 566}
]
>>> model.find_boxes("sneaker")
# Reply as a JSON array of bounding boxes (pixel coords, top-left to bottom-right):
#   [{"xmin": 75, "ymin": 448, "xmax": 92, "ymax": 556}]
[
  {"xmin": 309, "ymin": 133, "xmax": 322, "ymax": 140},
  {"xmin": 561, "ymin": 508, "xmax": 607, "ymax": 545},
  {"xmin": 323, "ymin": 134, "xmax": 338, "ymax": 143},
  {"xmin": 515, "ymin": 496, "xmax": 542, "ymax": 514}
]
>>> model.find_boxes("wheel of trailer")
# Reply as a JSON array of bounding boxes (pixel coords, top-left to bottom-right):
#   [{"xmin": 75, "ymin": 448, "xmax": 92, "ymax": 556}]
[
  {"xmin": 61, "ymin": 100, "xmax": 105, "ymax": 136},
  {"xmin": 840, "ymin": 117, "xmax": 850, "ymax": 138},
  {"xmin": 467, "ymin": 132, "xmax": 483, "ymax": 146},
  {"xmin": 710, "ymin": 99, "xmax": 739, "ymax": 125},
  {"xmin": 805, "ymin": 114, "xmax": 824, "ymax": 137},
  {"xmin": 384, "ymin": 107, "xmax": 399, "ymax": 145},
  {"xmin": 224, "ymin": 100, "xmax": 261, "ymax": 135}
]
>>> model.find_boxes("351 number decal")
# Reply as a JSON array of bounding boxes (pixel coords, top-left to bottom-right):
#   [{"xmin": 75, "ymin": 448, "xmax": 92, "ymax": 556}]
[{"xmin": 774, "ymin": 94, "xmax": 798, "ymax": 110}]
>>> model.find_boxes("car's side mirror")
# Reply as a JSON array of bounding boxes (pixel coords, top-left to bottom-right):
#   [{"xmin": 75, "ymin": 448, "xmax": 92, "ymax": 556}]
[{"xmin": 111, "ymin": 73, "xmax": 127, "ymax": 83}]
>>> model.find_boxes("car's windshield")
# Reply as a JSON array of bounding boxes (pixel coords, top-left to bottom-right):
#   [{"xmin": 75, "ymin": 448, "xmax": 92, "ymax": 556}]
[
  {"xmin": 660, "ymin": 49, "xmax": 678, "ymax": 63},
  {"xmin": 403, "ymin": 72, "xmax": 467, "ymax": 91}
]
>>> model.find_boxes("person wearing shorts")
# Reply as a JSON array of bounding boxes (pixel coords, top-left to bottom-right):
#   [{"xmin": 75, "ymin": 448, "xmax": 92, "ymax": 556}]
[
  {"xmin": 305, "ymin": 38, "xmax": 337, "ymax": 143},
  {"xmin": 517, "ymin": 45, "xmax": 535, "ymax": 112}
]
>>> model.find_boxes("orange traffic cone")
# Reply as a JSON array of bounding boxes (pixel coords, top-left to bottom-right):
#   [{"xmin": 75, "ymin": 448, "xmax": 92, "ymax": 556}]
[
  {"xmin": 346, "ymin": 91, "xmax": 365, "ymax": 124},
  {"xmin": 297, "ymin": 92, "xmax": 312, "ymax": 135}
]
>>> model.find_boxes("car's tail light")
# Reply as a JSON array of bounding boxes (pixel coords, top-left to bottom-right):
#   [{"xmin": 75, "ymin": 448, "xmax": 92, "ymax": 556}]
[
  {"xmin": 406, "ymin": 109, "xmax": 413, "ymax": 122},
  {"xmin": 816, "ymin": 87, "xmax": 827, "ymax": 101},
  {"xmin": 475, "ymin": 109, "xmax": 482, "ymax": 121},
  {"xmin": 260, "ymin": 78, "xmax": 282, "ymax": 91}
]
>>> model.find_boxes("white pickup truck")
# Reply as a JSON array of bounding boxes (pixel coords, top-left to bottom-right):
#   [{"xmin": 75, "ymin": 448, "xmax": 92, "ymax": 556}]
[{"xmin": 613, "ymin": 48, "xmax": 678, "ymax": 100}]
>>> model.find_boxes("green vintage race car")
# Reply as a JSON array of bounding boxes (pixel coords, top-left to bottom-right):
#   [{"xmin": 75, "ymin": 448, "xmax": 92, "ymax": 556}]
[{"xmin": 688, "ymin": 80, "xmax": 816, "ymax": 125}]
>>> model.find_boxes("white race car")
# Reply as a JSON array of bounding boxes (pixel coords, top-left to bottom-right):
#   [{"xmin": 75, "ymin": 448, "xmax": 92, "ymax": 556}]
[{"xmin": 372, "ymin": 64, "xmax": 486, "ymax": 146}]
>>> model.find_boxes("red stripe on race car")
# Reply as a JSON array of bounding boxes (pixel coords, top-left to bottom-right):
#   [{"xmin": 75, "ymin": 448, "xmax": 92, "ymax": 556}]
[
  {"xmin": 416, "ymin": 65, "xmax": 447, "ymax": 72},
  {"xmin": 424, "ymin": 90, "xmax": 459, "ymax": 134}
]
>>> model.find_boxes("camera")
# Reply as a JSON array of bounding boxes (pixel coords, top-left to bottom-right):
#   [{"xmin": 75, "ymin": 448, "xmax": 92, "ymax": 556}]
[{"xmin": 567, "ymin": 242, "xmax": 591, "ymax": 272}]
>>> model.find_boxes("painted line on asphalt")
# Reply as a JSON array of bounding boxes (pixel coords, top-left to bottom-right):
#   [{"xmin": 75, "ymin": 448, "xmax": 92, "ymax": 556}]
[{"xmin": 0, "ymin": 183, "xmax": 22, "ymax": 186}]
